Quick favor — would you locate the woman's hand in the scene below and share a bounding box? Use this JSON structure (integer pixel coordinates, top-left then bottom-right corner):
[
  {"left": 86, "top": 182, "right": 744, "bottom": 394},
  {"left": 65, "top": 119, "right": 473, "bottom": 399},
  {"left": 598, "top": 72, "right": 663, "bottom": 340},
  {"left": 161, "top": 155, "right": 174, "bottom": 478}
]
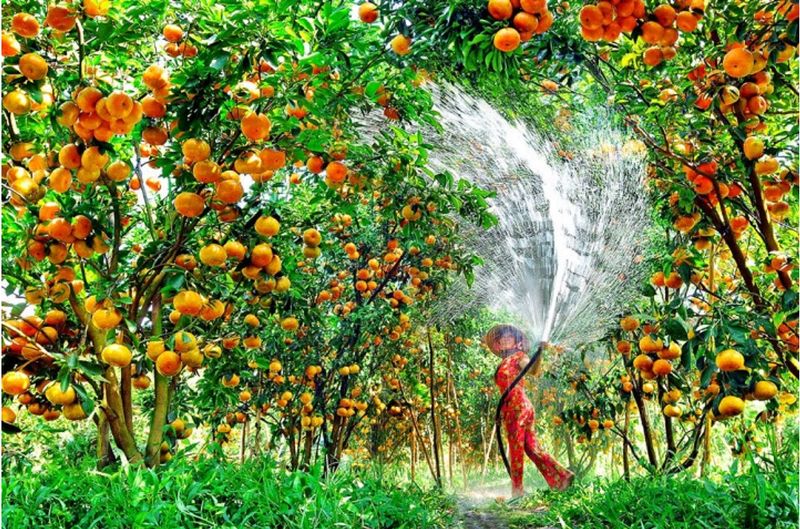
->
[{"left": 518, "top": 355, "right": 530, "bottom": 371}]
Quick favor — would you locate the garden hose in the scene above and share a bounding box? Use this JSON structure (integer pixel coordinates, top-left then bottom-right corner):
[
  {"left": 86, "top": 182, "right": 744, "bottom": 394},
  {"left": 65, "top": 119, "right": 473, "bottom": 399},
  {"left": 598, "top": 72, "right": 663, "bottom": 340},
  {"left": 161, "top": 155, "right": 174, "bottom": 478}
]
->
[{"left": 494, "top": 342, "right": 544, "bottom": 478}]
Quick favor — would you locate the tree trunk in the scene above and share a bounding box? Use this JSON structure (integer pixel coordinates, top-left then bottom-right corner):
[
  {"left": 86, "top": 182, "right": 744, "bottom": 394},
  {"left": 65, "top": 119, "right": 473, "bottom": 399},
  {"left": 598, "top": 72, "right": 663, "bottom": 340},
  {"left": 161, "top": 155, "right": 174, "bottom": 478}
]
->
[
  {"left": 633, "top": 384, "right": 658, "bottom": 469},
  {"left": 428, "top": 328, "right": 442, "bottom": 487},
  {"left": 623, "top": 401, "right": 630, "bottom": 480},
  {"left": 145, "top": 298, "right": 170, "bottom": 467}
]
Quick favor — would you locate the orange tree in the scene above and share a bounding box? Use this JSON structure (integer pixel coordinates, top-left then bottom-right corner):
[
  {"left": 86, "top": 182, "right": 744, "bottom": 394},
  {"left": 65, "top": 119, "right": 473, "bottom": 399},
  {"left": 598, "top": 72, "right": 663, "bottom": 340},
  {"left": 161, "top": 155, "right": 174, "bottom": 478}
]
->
[
  {"left": 1, "top": 0, "right": 495, "bottom": 468},
  {"left": 367, "top": 0, "right": 798, "bottom": 469}
]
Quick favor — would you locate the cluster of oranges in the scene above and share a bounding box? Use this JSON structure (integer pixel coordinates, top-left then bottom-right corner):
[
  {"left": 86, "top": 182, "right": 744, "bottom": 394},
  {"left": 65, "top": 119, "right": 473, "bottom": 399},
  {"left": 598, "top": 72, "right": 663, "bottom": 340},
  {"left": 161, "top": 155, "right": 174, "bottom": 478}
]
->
[
  {"left": 578, "top": 0, "right": 646, "bottom": 42},
  {"left": 2, "top": 6, "right": 107, "bottom": 116},
  {"left": 162, "top": 23, "right": 198, "bottom": 58},
  {"left": 579, "top": 1, "right": 703, "bottom": 67},
  {"left": 488, "top": 0, "right": 554, "bottom": 52}
]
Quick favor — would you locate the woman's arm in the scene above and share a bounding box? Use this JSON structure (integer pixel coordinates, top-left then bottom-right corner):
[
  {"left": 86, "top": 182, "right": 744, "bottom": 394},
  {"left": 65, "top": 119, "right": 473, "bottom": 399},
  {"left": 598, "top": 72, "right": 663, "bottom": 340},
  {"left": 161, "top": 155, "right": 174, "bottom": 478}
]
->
[{"left": 517, "top": 353, "right": 542, "bottom": 377}]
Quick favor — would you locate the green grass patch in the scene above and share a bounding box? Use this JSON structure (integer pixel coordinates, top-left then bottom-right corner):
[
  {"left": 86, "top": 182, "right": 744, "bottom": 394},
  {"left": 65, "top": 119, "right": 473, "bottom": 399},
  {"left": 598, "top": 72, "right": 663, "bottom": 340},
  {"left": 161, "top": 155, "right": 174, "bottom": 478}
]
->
[
  {"left": 2, "top": 455, "right": 455, "bottom": 529},
  {"left": 499, "top": 462, "right": 799, "bottom": 529}
]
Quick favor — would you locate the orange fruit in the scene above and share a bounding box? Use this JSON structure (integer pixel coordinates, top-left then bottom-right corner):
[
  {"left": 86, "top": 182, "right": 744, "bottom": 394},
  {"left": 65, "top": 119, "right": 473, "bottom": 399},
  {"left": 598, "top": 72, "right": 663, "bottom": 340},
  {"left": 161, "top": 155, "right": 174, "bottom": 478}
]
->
[
  {"left": 325, "top": 161, "right": 347, "bottom": 183},
  {"left": 633, "top": 354, "right": 654, "bottom": 371},
  {"left": 675, "top": 11, "right": 698, "bottom": 31},
  {"left": 2, "top": 372, "right": 30, "bottom": 395},
  {"left": 579, "top": 5, "right": 603, "bottom": 29},
  {"left": 214, "top": 178, "right": 244, "bottom": 204},
  {"left": 652, "top": 359, "right": 672, "bottom": 376},
  {"left": 101, "top": 343, "right": 132, "bottom": 367},
  {"left": 488, "top": 0, "right": 514, "bottom": 20},
  {"left": 259, "top": 148, "right": 286, "bottom": 170},
  {"left": 255, "top": 216, "right": 280, "bottom": 237},
  {"left": 181, "top": 138, "right": 211, "bottom": 163},
  {"left": 358, "top": 2, "right": 379, "bottom": 22},
  {"left": 718, "top": 395, "right": 744, "bottom": 416},
  {"left": 19, "top": 52, "right": 48, "bottom": 80},
  {"left": 163, "top": 24, "right": 183, "bottom": 42},
  {"left": 199, "top": 244, "right": 227, "bottom": 267},
  {"left": 641, "top": 21, "right": 665, "bottom": 44},
  {"left": 156, "top": 351, "right": 182, "bottom": 376},
  {"left": 241, "top": 112, "right": 271, "bottom": 142},
  {"left": 46, "top": 4, "right": 77, "bottom": 31},
  {"left": 174, "top": 192, "right": 205, "bottom": 217},
  {"left": 174, "top": 290, "right": 204, "bottom": 315},
  {"left": 723, "top": 48, "right": 754, "bottom": 78},
  {"left": 12, "top": 13, "right": 40, "bottom": 38},
  {"left": 715, "top": 349, "right": 745, "bottom": 371},
  {"left": 493, "top": 27, "right": 521, "bottom": 52},
  {"left": 2, "top": 31, "right": 21, "bottom": 57},
  {"left": 390, "top": 34, "right": 411, "bottom": 55},
  {"left": 753, "top": 381, "right": 778, "bottom": 400},
  {"left": 223, "top": 240, "right": 246, "bottom": 260},
  {"left": 639, "top": 335, "right": 663, "bottom": 353}
]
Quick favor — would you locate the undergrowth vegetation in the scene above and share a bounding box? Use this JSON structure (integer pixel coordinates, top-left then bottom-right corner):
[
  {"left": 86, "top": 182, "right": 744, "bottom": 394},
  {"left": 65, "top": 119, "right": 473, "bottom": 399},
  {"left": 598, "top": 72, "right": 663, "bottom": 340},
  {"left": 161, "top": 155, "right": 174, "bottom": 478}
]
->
[{"left": 2, "top": 455, "right": 455, "bottom": 529}]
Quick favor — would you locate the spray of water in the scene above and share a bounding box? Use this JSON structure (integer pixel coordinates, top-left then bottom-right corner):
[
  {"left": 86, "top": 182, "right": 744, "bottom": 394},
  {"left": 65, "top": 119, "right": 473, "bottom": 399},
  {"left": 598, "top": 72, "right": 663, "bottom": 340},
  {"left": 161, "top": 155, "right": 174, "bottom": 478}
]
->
[{"left": 358, "top": 83, "right": 651, "bottom": 348}]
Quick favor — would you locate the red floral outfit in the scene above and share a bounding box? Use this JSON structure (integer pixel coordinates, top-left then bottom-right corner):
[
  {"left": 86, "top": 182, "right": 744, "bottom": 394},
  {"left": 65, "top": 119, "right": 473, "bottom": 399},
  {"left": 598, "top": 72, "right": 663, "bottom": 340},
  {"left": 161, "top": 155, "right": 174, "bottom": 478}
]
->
[{"left": 496, "top": 350, "right": 573, "bottom": 495}]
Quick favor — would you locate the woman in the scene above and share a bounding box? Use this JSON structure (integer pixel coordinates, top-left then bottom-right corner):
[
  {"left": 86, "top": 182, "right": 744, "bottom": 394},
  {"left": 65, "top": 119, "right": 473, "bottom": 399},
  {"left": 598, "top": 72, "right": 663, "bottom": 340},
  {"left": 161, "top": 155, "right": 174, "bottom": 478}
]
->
[{"left": 485, "top": 324, "right": 573, "bottom": 497}]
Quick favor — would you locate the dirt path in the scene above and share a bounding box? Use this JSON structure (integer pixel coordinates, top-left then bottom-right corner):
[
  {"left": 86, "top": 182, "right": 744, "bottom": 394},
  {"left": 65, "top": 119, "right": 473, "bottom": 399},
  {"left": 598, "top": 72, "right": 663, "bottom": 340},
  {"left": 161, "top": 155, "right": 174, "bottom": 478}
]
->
[{"left": 454, "top": 481, "right": 557, "bottom": 529}]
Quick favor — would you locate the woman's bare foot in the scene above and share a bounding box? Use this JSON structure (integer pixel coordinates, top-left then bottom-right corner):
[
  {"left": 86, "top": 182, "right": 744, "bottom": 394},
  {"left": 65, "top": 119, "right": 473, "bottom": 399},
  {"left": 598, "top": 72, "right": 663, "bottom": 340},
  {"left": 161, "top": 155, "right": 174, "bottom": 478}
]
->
[{"left": 557, "top": 472, "right": 575, "bottom": 491}]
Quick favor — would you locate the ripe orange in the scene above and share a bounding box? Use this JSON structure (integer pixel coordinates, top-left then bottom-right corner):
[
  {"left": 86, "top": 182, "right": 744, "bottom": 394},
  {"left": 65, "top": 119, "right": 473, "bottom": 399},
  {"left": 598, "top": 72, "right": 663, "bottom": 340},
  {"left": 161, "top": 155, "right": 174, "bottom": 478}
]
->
[
  {"left": 513, "top": 12, "right": 539, "bottom": 32},
  {"left": 19, "top": 52, "right": 48, "bottom": 80},
  {"left": 163, "top": 24, "right": 183, "bottom": 42},
  {"left": 658, "top": 342, "right": 682, "bottom": 360},
  {"left": 326, "top": 161, "right": 347, "bottom": 183},
  {"left": 3, "top": 89, "right": 31, "bottom": 115},
  {"left": 255, "top": 216, "right": 281, "bottom": 237},
  {"left": 742, "top": 136, "right": 764, "bottom": 160},
  {"left": 156, "top": 351, "right": 182, "bottom": 376},
  {"left": 173, "top": 331, "right": 197, "bottom": 353},
  {"left": 199, "top": 244, "right": 227, "bottom": 266},
  {"left": 214, "top": 178, "right": 244, "bottom": 204},
  {"left": 643, "top": 47, "right": 664, "bottom": 67},
  {"left": 639, "top": 335, "right": 663, "bottom": 353},
  {"left": 715, "top": 349, "right": 745, "bottom": 371},
  {"left": 251, "top": 243, "right": 274, "bottom": 267},
  {"left": 718, "top": 395, "right": 744, "bottom": 416},
  {"left": 753, "top": 380, "right": 778, "bottom": 400},
  {"left": 174, "top": 192, "right": 205, "bottom": 217},
  {"left": 723, "top": 48, "right": 754, "bottom": 78},
  {"left": 358, "top": 2, "right": 379, "bottom": 23},
  {"left": 241, "top": 112, "right": 271, "bottom": 142},
  {"left": 633, "top": 354, "right": 653, "bottom": 371},
  {"left": 92, "top": 308, "right": 122, "bottom": 329},
  {"left": 488, "top": 0, "right": 514, "bottom": 20},
  {"left": 640, "top": 21, "right": 664, "bottom": 45},
  {"left": 494, "top": 28, "right": 521, "bottom": 52},
  {"left": 12, "top": 13, "right": 40, "bottom": 38},
  {"left": 46, "top": 4, "right": 77, "bottom": 31},
  {"left": 675, "top": 11, "right": 698, "bottom": 31},
  {"left": 281, "top": 316, "right": 299, "bottom": 331},
  {"left": 223, "top": 240, "right": 246, "bottom": 260},
  {"left": 2, "top": 31, "right": 21, "bottom": 57},
  {"left": 303, "top": 228, "right": 321, "bottom": 246},
  {"left": 652, "top": 359, "right": 672, "bottom": 376},
  {"left": 579, "top": 5, "right": 603, "bottom": 29},
  {"left": 101, "top": 344, "right": 132, "bottom": 367},
  {"left": 174, "top": 290, "right": 204, "bottom": 315},
  {"left": 181, "top": 138, "right": 211, "bottom": 163},
  {"left": 390, "top": 34, "right": 411, "bottom": 55},
  {"left": 260, "top": 148, "right": 286, "bottom": 170},
  {"left": 653, "top": 4, "right": 676, "bottom": 25},
  {"left": 619, "top": 316, "right": 639, "bottom": 332},
  {"left": 2, "top": 371, "right": 30, "bottom": 395}
]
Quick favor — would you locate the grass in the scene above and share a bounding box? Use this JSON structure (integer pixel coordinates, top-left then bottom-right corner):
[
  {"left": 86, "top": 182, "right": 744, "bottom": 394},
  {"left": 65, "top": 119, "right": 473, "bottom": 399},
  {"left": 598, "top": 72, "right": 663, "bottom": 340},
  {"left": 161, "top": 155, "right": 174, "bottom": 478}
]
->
[
  {"left": 481, "top": 457, "right": 799, "bottom": 529},
  {"left": 2, "top": 454, "right": 455, "bottom": 529}
]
